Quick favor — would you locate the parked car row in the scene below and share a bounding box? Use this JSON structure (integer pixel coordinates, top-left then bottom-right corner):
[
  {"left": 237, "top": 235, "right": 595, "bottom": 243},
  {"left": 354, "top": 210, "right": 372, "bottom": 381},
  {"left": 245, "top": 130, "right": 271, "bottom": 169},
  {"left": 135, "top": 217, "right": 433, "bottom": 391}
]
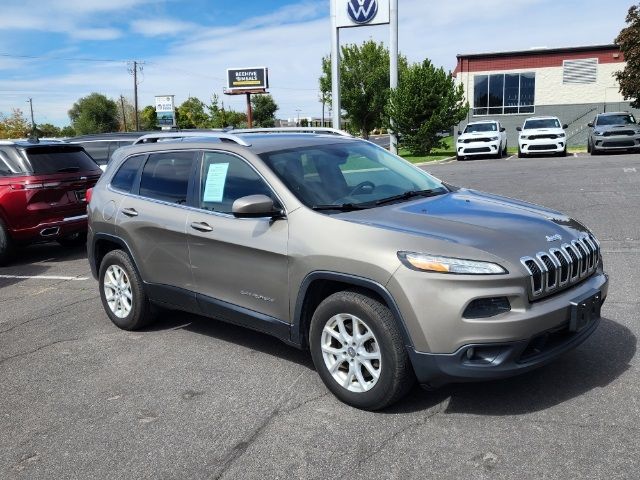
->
[{"left": 456, "top": 111, "right": 640, "bottom": 160}]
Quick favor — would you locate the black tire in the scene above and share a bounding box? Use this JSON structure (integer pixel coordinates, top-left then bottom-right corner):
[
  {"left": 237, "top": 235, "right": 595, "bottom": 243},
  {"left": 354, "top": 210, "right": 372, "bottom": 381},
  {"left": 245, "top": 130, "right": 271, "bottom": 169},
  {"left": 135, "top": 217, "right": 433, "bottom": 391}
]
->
[
  {"left": 309, "top": 290, "right": 415, "bottom": 410},
  {"left": 559, "top": 148, "right": 567, "bottom": 157},
  {"left": 98, "top": 249, "right": 156, "bottom": 330},
  {"left": 0, "top": 219, "right": 14, "bottom": 266},
  {"left": 456, "top": 154, "right": 465, "bottom": 161},
  {"left": 57, "top": 231, "right": 87, "bottom": 247},
  {"left": 587, "top": 141, "right": 592, "bottom": 154},
  {"left": 518, "top": 147, "right": 525, "bottom": 158},
  {"left": 503, "top": 142, "right": 508, "bottom": 156}
]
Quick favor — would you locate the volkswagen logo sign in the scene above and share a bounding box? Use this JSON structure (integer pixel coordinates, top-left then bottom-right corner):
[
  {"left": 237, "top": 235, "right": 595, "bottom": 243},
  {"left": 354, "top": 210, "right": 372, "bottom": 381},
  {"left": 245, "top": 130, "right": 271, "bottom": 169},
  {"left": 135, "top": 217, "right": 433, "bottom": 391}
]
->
[{"left": 347, "top": 0, "right": 378, "bottom": 24}]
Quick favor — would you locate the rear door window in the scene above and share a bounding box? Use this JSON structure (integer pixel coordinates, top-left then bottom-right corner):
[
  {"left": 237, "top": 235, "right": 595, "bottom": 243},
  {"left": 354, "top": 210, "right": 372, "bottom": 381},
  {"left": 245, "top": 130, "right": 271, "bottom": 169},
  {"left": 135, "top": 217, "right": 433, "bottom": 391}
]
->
[
  {"left": 111, "top": 155, "right": 146, "bottom": 192},
  {"left": 24, "top": 146, "right": 101, "bottom": 174},
  {"left": 81, "top": 141, "right": 111, "bottom": 165},
  {"left": 138, "top": 151, "right": 196, "bottom": 205}
]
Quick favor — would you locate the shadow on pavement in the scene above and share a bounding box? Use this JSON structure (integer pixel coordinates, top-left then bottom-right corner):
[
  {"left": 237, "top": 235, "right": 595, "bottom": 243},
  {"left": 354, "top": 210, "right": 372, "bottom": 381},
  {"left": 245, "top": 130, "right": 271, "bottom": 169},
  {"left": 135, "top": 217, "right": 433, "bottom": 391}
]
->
[
  {"left": 143, "top": 312, "right": 634, "bottom": 415},
  {"left": 394, "top": 317, "right": 635, "bottom": 415},
  {"left": 0, "top": 243, "right": 87, "bottom": 288},
  {"left": 147, "top": 310, "right": 315, "bottom": 370}
]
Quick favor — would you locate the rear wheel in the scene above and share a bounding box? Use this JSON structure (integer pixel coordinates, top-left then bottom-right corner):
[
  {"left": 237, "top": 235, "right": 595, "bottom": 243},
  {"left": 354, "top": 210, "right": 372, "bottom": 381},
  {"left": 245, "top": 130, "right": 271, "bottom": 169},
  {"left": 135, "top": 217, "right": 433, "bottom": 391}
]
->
[
  {"left": 99, "top": 249, "right": 156, "bottom": 330},
  {"left": 309, "top": 290, "right": 414, "bottom": 410},
  {"left": 0, "top": 219, "right": 14, "bottom": 266}
]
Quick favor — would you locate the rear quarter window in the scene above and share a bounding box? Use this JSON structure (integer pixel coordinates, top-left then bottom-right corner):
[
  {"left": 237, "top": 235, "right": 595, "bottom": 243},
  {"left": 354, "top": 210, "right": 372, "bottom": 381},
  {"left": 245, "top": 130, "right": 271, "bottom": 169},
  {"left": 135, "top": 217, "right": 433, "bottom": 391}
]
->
[
  {"left": 111, "top": 155, "right": 146, "bottom": 192},
  {"left": 24, "top": 147, "right": 101, "bottom": 174}
]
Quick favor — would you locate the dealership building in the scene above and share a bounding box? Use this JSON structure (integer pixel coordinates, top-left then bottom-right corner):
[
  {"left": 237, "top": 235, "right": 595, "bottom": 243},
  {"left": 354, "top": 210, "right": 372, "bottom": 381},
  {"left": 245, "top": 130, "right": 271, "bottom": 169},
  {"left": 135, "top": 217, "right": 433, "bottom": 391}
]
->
[{"left": 453, "top": 44, "right": 639, "bottom": 146}]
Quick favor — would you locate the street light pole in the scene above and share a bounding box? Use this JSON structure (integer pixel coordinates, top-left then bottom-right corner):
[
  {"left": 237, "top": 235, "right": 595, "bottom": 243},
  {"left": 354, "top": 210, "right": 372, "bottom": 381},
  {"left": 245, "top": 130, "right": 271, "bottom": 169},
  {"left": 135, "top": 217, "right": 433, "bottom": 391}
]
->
[
  {"left": 389, "top": 0, "right": 399, "bottom": 154},
  {"left": 330, "top": 0, "right": 341, "bottom": 131}
]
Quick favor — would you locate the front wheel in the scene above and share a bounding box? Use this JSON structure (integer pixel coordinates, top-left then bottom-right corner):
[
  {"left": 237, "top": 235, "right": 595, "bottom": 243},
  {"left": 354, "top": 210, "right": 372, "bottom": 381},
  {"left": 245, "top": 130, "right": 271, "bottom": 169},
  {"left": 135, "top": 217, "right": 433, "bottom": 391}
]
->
[
  {"left": 518, "top": 147, "right": 525, "bottom": 158},
  {"left": 309, "top": 290, "right": 414, "bottom": 410},
  {"left": 99, "top": 249, "right": 156, "bottom": 330}
]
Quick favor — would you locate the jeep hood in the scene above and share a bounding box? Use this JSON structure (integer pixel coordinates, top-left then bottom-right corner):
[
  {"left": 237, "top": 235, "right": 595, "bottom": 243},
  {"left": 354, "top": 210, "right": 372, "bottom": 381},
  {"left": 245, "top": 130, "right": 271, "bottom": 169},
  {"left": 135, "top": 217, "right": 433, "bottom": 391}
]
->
[
  {"left": 337, "top": 189, "right": 589, "bottom": 260},
  {"left": 458, "top": 131, "right": 499, "bottom": 141}
]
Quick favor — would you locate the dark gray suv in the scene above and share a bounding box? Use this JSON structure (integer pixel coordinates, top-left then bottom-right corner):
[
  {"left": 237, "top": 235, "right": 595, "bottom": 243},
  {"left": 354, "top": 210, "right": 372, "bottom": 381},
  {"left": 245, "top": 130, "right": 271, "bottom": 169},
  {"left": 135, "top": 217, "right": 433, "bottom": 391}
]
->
[
  {"left": 87, "top": 131, "right": 608, "bottom": 410},
  {"left": 587, "top": 112, "right": 640, "bottom": 154}
]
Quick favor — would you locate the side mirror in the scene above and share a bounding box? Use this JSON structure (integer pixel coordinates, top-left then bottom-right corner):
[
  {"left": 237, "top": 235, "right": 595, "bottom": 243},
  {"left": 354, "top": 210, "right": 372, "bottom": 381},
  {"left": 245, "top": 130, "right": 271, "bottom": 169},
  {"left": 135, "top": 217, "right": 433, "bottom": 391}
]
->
[
  {"left": 232, "top": 194, "right": 283, "bottom": 219},
  {"left": 457, "top": 130, "right": 462, "bottom": 135},
  {"left": 516, "top": 127, "right": 522, "bottom": 132},
  {"left": 562, "top": 124, "right": 568, "bottom": 129},
  {"left": 500, "top": 127, "right": 506, "bottom": 132},
  {"left": 587, "top": 122, "right": 594, "bottom": 128}
]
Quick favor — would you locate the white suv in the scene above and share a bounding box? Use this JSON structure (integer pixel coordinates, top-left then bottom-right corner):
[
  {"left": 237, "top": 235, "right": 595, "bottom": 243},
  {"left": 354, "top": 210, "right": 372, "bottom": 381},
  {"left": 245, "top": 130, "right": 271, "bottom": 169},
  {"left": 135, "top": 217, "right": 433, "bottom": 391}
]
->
[
  {"left": 517, "top": 117, "right": 568, "bottom": 158},
  {"left": 456, "top": 120, "right": 507, "bottom": 160}
]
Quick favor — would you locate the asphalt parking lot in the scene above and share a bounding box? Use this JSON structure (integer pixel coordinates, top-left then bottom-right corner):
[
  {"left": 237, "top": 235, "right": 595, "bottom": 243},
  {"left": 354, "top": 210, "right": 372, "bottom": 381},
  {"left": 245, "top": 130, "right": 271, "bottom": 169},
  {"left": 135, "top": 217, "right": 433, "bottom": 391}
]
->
[{"left": 1, "top": 152, "right": 638, "bottom": 479}]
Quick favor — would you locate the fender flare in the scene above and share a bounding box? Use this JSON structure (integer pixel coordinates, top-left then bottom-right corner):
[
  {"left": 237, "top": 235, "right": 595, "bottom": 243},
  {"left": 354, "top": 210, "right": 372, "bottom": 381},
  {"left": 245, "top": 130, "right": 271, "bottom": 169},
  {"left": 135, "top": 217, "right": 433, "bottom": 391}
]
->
[{"left": 291, "top": 271, "right": 414, "bottom": 349}]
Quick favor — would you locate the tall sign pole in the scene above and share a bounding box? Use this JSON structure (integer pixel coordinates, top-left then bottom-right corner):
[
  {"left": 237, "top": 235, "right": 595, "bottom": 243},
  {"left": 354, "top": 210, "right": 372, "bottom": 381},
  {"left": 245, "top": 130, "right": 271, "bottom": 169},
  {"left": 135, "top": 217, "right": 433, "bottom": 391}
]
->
[
  {"left": 331, "top": 1, "right": 392, "bottom": 135},
  {"left": 389, "top": 0, "right": 399, "bottom": 154},
  {"left": 330, "top": 1, "right": 341, "bottom": 130}
]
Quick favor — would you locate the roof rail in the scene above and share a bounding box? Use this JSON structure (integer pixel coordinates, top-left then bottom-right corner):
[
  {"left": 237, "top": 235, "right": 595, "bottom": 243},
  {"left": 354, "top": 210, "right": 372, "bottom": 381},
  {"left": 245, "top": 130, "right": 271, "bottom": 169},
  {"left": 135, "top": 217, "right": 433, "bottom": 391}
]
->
[
  {"left": 231, "top": 127, "right": 352, "bottom": 137},
  {"left": 133, "top": 131, "right": 251, "bottom": 146}
]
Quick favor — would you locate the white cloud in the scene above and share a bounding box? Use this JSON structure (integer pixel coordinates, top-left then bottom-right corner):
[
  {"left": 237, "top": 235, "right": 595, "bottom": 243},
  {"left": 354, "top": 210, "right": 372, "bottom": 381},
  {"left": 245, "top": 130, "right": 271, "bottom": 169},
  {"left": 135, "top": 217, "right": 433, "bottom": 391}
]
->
[{"left": 131, "top": 19, "right": 198, "bottom": 37}]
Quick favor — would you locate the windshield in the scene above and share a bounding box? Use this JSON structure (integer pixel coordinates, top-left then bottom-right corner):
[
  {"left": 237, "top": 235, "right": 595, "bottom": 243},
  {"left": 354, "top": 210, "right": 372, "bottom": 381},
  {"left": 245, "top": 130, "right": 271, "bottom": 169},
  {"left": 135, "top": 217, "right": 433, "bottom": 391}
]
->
[
  {"left": 260, "top": 142, "right": 447, "bottom": 209},
  {"left": 596, "top": 114, "right": 636, "bottom": 126},
  {"left": 523, "top": 119, "right": 561, "bottom": 129},
  {"left": 464, "top": 123, "right": 497, "bottom": 133}
]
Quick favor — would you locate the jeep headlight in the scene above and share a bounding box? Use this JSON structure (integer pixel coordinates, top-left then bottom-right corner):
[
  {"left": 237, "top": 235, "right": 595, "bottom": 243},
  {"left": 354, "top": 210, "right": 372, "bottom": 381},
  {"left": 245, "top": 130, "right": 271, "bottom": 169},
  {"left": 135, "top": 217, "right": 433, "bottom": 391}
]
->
[
  {"left": 594, "top": 131, "right": 604, "bottom": 136},
  {"left": 520, "top": 135, "right": 528, "bottom": 140},
  {"left": 489, "top": 136, "right": 499, "bottom": 141},
  {"left": 558, "top": 133, "right": 566, "bottom": 138},
  {"left": 398, "top": 252, "right": 507, "bottom": 275}
]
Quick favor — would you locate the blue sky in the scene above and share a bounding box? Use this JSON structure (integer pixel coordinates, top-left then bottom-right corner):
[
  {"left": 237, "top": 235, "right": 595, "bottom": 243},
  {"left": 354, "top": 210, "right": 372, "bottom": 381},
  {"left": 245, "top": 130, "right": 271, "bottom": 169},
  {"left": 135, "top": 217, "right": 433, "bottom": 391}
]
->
[{"left": 0, "top": 0, "right": 632, "bottom": 127}]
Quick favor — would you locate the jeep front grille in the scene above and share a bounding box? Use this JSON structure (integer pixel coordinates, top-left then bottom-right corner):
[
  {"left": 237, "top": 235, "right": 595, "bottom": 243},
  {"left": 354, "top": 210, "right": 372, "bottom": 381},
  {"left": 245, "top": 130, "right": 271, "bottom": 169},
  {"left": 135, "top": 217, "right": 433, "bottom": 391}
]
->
[{"left": 520, "top": 234, "right": 600, "bottom": 300}]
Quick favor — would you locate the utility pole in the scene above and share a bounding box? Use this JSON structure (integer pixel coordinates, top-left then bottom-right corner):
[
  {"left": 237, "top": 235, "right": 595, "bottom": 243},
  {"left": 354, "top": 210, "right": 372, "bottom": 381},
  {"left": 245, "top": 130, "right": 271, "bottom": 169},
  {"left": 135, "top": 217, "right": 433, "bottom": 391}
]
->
[
  {"left": 27, "top": 98, "right": 36, "bottom": 136},
  {"left": 128, "top": 61, "right": 143, "bottom": 131},
  {"left": 295, "top": 109, "right": 301, "bottom": 127},
  {"left": 120, "top": 95, "right": 128, "bottom": 132},
  {"left": 246, "top": 93, "right": 253, "bottom": 128}
]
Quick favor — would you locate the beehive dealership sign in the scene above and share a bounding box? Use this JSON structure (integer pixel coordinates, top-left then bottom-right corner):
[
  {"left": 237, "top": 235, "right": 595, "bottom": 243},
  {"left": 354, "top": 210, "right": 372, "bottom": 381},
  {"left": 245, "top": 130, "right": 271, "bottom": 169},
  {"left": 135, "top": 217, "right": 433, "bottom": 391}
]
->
[{"left": 226, "top": 67, "right": 269, "bottom": 92}]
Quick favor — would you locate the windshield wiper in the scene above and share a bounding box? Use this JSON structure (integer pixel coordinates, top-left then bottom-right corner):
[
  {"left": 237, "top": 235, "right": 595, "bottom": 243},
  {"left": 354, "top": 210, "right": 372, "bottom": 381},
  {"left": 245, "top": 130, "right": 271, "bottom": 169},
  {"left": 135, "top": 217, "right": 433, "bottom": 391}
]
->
[
  {"left": 311, "top": 203, "right": 369, "bottom": 212},
  {"left": 374, "top": 189, "right": 442, "bottom": 206}
]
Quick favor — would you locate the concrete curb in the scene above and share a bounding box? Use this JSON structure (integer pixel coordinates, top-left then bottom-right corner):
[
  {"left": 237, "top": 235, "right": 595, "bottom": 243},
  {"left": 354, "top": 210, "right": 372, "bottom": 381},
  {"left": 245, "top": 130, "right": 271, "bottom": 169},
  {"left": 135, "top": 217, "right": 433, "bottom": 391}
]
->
[{"left": 414, "top": 156, "right": 457, "bottom": 167}]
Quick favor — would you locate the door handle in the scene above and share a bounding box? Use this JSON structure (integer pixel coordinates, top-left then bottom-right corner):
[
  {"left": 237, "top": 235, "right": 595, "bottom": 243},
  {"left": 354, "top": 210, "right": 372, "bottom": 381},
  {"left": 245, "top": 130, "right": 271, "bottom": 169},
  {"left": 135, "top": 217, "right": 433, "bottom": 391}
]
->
[
  {"left": 190, "top": 221, "right": 213, "bottom": 233},
  {"left": 122, "top": 208, "right": 138, "bottom": 217}
]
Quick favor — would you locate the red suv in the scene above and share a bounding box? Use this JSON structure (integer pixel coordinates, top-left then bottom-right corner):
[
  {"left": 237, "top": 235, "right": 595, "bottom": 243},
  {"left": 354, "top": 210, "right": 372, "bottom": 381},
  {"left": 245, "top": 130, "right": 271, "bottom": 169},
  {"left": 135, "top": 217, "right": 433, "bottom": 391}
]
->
[{"left": 0, "top": 141, "right": 102, "bottom": 265}]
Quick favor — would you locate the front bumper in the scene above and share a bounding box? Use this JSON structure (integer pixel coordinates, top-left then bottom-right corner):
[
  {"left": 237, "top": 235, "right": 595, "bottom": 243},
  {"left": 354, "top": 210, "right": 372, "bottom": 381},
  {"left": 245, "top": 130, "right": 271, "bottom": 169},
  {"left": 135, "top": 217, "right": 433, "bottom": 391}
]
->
[
  {"left": 457, "top": 140, "right": 500, "bottom": 157},
  {"left": 408, "top": 310, "right": 602, "bottom": 388},
  {"left": 592, "top": 135, "right": 640, "bottom": 151},
  {"left": 519, "top": 137, "right": 565, "bottom": 154}
]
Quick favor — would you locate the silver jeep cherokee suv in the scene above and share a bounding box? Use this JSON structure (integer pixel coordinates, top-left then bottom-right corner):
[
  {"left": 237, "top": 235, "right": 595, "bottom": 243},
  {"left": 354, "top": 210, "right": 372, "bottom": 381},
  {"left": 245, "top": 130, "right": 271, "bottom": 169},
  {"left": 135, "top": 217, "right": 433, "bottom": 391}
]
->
[{"left": 87, "top": 130, "right": 608, "bottom": 410}]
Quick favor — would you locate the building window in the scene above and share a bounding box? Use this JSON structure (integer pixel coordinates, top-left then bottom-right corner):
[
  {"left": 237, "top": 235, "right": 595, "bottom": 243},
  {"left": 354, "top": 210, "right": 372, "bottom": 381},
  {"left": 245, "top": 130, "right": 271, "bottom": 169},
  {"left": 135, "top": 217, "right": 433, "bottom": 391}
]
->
[
  {"left": 473, "top": 72, "right": 535, "bottom": 116},
  {"left": 563, "top": 58, "right": 597, "bottom": 84}
]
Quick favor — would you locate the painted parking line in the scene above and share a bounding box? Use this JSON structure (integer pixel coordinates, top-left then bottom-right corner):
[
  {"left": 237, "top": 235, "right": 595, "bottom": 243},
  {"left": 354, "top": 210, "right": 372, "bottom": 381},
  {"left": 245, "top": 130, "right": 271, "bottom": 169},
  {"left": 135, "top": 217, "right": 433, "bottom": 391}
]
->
[
  {"left": 0, "top": 275, "right": 89, "bottom": 281},
  {"left": 505, "top": 154, "right": 517, "bottom": 161}
]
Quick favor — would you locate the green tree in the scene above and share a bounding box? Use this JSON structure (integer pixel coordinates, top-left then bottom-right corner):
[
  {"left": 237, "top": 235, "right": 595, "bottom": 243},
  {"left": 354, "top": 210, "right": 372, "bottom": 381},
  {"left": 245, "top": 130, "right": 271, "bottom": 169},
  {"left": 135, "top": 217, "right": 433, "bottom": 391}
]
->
[
  {"left": 177, "top": 97, "right": 209, "bottom": 129},
  {"left": 60, "top": 125, "right": 76, "bottom": 137},
  {"left": 0, "top": 109, "right": 31, "bottom": 139},
  {"left": 615, "top": 4, "right": 640, "bottom": 108},
  {"left": 68, "top": 93, "right": 119, "bottom": 134},
  {"left": 116, "top": 96, "right": 137, "bottom": 132},
  {"left": 387, "top": 59, "right": 468, "bottom": 156},
  {"left": 36, "top": 123, "right": 62, "bottom": 137},
  {"left": 251, "top": 94, "right": 278, "bottom": 127},
  {"left": 207, "top": 95, "right": 247, "bottom": 128},
  {"left": 320, "top": 40, "right": 406, "bottom": 138},
  {"left": 139, "top": 105, "right": 158, "bottom": 131}
]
